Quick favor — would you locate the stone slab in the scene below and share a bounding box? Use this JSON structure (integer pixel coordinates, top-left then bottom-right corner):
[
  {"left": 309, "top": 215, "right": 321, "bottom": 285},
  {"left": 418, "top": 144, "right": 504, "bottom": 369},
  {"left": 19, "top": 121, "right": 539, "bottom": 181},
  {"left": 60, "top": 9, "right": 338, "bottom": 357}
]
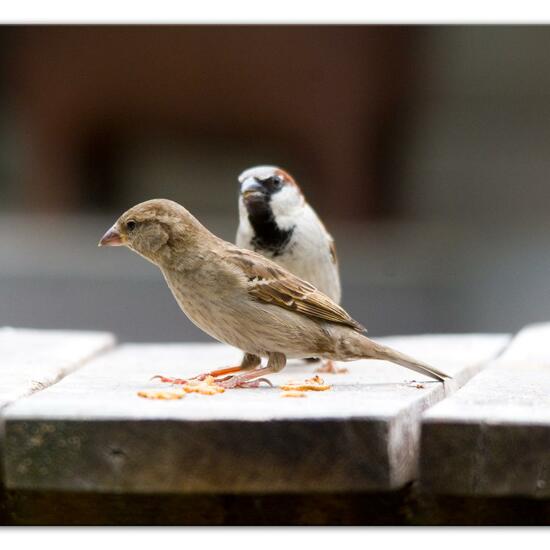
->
[
  {"left": 421, "top": 323, "right": 550, "bottom": 497},
  {"left": 3, "top": 334, "right": 508, "bottom": 494},
  {"left": 0, "top": 327, "right": 115, "bottom": 488},
  {"left": 0, "top": 327, "right": 115, "bottom": 410}
]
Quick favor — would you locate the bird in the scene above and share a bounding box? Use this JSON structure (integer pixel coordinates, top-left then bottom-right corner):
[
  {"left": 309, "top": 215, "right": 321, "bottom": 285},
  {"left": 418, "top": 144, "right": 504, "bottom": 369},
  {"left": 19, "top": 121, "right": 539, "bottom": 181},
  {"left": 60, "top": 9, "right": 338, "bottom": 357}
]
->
[
  {"left": 236, "top": 165, "right": 342, "bottom": 373},
  {"left": 236, "top": 165, "right": 341, "bottom": 303},
  {"left": 99, "top": 199, "right": 451, "bottom": 388}
]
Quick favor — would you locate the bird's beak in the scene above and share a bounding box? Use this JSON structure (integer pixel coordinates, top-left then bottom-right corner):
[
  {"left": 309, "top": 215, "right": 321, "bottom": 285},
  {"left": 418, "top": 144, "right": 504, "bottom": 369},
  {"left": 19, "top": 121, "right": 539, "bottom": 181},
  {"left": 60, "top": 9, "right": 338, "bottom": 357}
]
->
[
  {"left": 98, "top": 225, "right": 124, "bottom": 247},
  {"left": 240, "top": 178, "right": 264, "bottom": 200}
]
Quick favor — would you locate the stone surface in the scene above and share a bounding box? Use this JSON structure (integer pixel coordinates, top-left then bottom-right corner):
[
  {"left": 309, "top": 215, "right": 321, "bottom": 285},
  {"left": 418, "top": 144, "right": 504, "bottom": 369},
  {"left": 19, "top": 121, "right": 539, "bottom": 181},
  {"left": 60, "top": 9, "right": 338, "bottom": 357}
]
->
[
  {"left": 0, "top": 327, "right": 115, "bottom": 411},
  {"left": 3, "top": 334, "right": 508, "bottom": 494},
  {"left": 421, "top": 323, "right": 550, "bottom": 497},
  {"left": 0, "top": 327, "right": 115, "bottom": 490}
]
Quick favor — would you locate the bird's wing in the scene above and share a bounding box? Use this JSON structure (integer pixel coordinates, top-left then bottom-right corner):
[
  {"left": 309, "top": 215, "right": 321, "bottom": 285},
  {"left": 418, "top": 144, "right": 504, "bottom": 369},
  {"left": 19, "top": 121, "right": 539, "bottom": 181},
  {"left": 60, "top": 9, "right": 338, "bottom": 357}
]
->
[
  {"left": 227, "top": 247, "right": 365, "bottom": 332},
  {"left": 328, "top": 237, "right": 338, "bottom": 266}
]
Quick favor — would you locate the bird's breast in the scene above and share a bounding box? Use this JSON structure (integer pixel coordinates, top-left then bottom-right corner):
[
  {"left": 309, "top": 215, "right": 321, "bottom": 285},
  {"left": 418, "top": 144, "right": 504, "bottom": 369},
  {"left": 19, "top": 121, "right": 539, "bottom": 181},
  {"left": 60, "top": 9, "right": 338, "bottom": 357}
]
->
[{"left": 160, "top": 267, "right": 260, "bottom": 350}]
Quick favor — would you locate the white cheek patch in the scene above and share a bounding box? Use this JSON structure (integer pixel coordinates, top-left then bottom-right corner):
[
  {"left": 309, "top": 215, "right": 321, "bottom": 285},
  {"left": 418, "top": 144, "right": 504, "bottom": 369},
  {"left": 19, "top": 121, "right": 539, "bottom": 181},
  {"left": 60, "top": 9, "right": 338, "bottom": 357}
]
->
[
  {"left": 238, "top": 196, "right": 249, "bottom": 218},
  {"left": 269, "top": 186, "right": 303, "bottom": 228},
  {"left": 238, "top": 198, "right": 253, "bottom": 233}
]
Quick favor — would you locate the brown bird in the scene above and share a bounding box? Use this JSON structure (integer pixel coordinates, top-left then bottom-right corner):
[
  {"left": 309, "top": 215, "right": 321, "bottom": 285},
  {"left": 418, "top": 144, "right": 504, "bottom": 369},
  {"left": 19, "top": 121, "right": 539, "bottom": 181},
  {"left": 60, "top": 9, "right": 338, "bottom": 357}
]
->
[{"left": 99, "top": 199, "right": 451, "bottom": 387}]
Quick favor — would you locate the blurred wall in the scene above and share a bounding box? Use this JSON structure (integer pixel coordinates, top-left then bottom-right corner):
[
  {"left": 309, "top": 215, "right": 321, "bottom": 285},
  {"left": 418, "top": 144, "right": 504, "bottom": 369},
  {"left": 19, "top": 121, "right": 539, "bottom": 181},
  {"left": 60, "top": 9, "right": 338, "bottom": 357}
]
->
[
  {"left": 1, "top": 25, "right": 414, "bottom": 220},
  {"left": 2, "top": 26, "right": 550, "bottom": 340},
  {"left": 396, "top": 26, "right": 550, "bottom": 224},
  {"left": 2, "top": 26, "right": 550, "bottom": 225}
]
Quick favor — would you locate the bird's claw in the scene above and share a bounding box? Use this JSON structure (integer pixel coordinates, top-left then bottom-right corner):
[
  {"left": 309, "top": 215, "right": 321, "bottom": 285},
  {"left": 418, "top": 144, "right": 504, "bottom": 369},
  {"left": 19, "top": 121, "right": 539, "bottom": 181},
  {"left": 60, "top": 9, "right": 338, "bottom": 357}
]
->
[
  {"left": 188, "top": 373, "right": 209, "bottom": 382},
  {"left": 151, "top": 375, "right": 189, "bottom": 385},
  {"left": 152, "top": 370, "right": 229, "bottom": 384},
  {"left": 153, "top": 367, "right": 274, "bottom": 389},
  {"left": 251, "top": 377, "right": 273, "bottom": 388},
  {"left": 216, "top": 376, "right": 273, "bottom": 389}
]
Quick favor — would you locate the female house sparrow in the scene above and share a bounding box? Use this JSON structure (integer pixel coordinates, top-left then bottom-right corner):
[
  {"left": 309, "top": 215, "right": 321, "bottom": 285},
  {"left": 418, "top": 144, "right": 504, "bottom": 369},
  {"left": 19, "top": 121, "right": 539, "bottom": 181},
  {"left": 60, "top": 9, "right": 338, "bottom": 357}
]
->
[
  {"left": 236, "top": 165, "right": 342, "bottom": 373},
  {"left": 99, "top": 199, "right": 450, "bottom": 388}
]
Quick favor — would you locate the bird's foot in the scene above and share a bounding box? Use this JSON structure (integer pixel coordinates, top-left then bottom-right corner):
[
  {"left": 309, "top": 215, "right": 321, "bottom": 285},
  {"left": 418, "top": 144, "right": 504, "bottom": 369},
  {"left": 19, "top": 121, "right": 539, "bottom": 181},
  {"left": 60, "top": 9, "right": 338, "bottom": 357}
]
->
[
  {"left": 152, "top": 365, "right": 244, "bottom": 385},
  {"left": 189, "top": 365, "right": 245, "bottom": 381},
  {"left": 151, "top": 375, "right": 188, "bottom": 385},
  {"left": 314, "top": 360, "right": 349, "bottom": 375},
  {"left": 215, "top": 355, "right": 282, "bottom": 389}
]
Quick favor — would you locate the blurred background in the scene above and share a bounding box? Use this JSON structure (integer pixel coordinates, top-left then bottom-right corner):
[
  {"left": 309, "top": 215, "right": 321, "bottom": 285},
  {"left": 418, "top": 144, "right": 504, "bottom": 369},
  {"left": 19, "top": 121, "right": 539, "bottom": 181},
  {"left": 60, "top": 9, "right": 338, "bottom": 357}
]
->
[{"left": 1, "top": 25, "right": 550, "bottom": 342}]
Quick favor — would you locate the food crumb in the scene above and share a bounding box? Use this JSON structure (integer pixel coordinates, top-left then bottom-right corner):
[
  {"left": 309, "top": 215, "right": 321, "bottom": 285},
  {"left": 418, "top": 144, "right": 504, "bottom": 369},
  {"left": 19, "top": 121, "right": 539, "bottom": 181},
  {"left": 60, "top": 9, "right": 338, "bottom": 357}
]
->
[
  {"left": 280, "top": 375, "right": 331, "bottom": 392},
  {"left": 141, "top": 375, "right": 225, "bottom": 398},
  {"left": 182, "top": 376, "right": 225, "bottom": 395},
  {"left": 281, "top": 390, "right": 307, "bottom": 398},
  {"left": 315, "top": 362, "right": 349, "bottom": 374},
  {"left": 137, "top": 390, "right": 185, "bottom": 400}
]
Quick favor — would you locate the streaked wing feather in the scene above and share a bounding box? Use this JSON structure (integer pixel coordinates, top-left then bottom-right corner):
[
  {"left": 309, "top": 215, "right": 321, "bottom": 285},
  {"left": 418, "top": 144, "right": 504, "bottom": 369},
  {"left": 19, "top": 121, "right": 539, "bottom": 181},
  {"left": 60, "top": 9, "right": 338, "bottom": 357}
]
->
[{"left": 228, "top": 248, "right": 365, "bottom": 332}]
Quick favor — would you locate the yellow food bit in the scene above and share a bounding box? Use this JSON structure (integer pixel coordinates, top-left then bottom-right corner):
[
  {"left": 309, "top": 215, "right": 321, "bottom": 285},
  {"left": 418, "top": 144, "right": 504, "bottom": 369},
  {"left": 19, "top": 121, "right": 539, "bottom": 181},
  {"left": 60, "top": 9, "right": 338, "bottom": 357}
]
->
[
  {"left": 182, "top": 376, "right": 225, "bottom": 395},
  {"left": 281, "top": 390, "right": 307, "bottom": 398},
  {"left": 137, "top": 390, "right": 185, "bottom": 400},
  {"left": 183, "top": 385, "right": 225, "bottom": 395},
  {"left": 280, "top": 375, "right": 331, "bottom": 392},
  {"left": 314, "top": 362, "right": 349, "bottom": 374},
  {"left": 280, "top": 384, "right": 331, "bottom": 392},
  {"left": 139, "top": 375, "right": 226, "bottom": 398}
]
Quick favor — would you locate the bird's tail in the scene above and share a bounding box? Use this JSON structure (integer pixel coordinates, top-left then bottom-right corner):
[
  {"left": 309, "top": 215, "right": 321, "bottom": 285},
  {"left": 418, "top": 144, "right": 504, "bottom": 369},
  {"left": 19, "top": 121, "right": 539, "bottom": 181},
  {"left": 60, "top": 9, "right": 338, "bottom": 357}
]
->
[{"left": 367, "top": 339, "right": 451, "bottom": 382}]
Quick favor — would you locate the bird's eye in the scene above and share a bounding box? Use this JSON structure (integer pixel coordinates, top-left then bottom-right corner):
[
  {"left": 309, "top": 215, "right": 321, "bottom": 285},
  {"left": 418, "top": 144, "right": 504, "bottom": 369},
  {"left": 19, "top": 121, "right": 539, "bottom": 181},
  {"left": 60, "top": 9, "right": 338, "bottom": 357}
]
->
[
  {"left": 126, "top": 220, "right": 137, "bottom": 232},
  {"left": 269, "top": 175, "right": 283, "bottom": 189}
]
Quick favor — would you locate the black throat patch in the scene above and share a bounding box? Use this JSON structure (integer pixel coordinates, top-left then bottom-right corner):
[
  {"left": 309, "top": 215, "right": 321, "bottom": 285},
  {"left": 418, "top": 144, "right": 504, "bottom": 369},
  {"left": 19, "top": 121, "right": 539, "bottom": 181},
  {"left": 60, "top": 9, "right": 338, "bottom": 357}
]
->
[{"left": 246, "top": 198, "right": 294, "bottom": 257}]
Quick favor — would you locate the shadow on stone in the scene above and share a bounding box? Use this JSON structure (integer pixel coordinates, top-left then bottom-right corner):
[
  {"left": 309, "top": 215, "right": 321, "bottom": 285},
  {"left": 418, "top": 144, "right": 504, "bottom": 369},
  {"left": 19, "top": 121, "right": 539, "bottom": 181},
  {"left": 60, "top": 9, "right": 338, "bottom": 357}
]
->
[{"left": 3, "top": 487, "right": 411, "bottom": 525}]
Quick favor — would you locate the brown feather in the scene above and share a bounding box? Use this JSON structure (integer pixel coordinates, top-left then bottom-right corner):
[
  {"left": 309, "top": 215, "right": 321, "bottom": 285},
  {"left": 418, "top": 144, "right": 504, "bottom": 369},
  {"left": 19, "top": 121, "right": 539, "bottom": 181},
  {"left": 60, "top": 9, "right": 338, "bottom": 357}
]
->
[
  {"left": 227, "top": 247, "right": 365, "bottom": 333},
  {"left": 329, "top": 239, "right": 338, "bottom": 266}
]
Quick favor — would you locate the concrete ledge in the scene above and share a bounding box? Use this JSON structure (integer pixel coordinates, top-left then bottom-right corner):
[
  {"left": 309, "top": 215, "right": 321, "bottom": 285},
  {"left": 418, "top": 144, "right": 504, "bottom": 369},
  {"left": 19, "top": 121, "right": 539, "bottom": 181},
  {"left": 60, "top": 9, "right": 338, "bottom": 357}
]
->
[
  {"left": 0, "top": 327, "right": 115, "bottom": 490},
  {"left": 420, "top": 323, "right": 550, "bottom": 497},
  {"left": 0, "top": 327, "right": 115, "bottom": 410},
  {"left": 3, "top": 334, "right": 508, "bottom": 494}
]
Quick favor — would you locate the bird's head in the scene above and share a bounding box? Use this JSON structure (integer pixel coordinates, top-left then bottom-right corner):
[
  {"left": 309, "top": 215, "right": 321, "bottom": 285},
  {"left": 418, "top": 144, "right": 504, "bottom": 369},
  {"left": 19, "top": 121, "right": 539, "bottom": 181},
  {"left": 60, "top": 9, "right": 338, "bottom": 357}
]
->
[
  {"left": 238, "top": 165, "right": 304, "bottom": 223},
  {"left": 99, "top": 199, "right": 205, "bottom": 265}
]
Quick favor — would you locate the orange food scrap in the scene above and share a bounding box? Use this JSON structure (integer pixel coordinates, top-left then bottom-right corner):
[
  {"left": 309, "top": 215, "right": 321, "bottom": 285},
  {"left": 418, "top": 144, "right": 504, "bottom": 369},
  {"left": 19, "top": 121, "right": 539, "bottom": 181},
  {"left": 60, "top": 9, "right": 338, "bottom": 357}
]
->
[
  {"left": 182, "top": 376, "right": 225, "bottom": 395},
  {"left": 280, "top": 375, "right": 331, "bottom": 392},
  {"left": 315, "top": 361, "right": 348, "bottom": 374},
  {"left": 137, "top": 390, "right": 185, "bottom": 400},
  {"left": 281, "top": 390, "right": 307, "bottom": 398}
]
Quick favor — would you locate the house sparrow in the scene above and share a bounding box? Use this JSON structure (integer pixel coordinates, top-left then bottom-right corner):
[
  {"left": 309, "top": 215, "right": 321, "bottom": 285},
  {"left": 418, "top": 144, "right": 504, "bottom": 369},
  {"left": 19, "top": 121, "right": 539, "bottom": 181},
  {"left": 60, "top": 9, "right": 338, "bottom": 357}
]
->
[
  {"left": 236, "top": 165, "right": 342, "bottom": 373},
  {"left": 99, "top": 199, "right": 451, "bottom": 388},
  {"left": 236, "top": 165, "right": 340, "bottom": 303}
]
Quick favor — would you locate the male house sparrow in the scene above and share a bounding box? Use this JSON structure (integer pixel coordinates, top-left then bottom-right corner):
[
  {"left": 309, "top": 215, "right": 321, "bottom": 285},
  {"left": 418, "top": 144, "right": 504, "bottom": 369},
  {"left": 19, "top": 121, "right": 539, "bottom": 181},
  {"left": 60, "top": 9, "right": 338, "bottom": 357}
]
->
[
  {"left": 236, "top": 165, "right": 341, "bottom": 373},
  {"left": 99, "top": 199, "right": 450, "bottom": 387},
  {"left": 236, "top": 165, "right": 340, "bottom": 303}
]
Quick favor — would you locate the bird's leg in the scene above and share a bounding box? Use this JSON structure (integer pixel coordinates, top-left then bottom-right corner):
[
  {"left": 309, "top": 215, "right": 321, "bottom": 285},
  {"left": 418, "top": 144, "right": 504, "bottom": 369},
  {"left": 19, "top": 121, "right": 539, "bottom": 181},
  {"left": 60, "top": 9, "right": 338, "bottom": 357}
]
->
[
  {"left": 152, "top": 353, "right": 261, "bottom": 385},
  {"left": 195, "top": 353, "right": 261, "bottom": 381},
  {"left": 217, "top": 352, "right": 286, "bottom": 389},
  {"left": 151, "top": 375, "right": 188, "bottom": 385}
]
